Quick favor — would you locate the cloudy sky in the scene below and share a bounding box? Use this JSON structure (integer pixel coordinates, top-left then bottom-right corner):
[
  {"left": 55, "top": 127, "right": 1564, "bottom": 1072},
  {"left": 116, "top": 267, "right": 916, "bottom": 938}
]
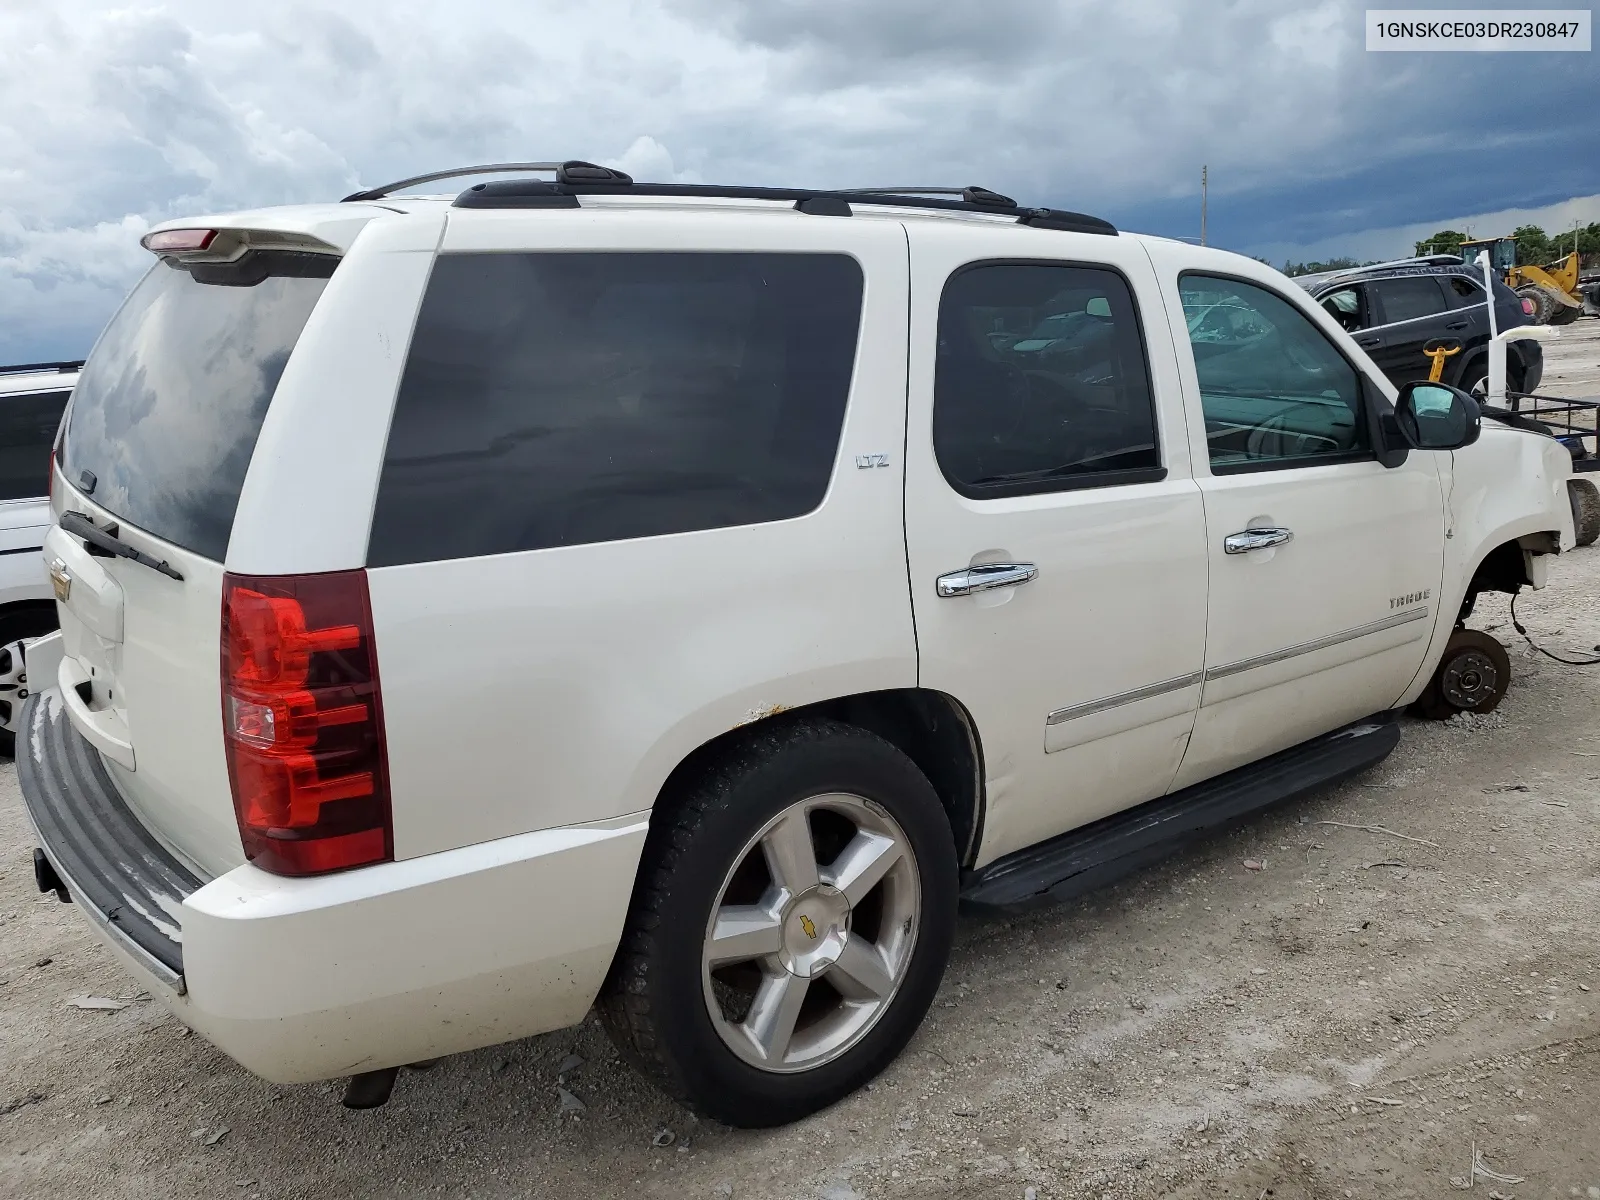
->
[{"left": 2, "top": 0, "right": 1597, "bottom": 362}]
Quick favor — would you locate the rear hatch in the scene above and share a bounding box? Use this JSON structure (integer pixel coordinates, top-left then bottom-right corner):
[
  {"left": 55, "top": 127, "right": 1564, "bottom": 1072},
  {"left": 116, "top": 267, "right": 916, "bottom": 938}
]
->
[{"left": 49, "top": 246, "right": 337, "bottom": 877}]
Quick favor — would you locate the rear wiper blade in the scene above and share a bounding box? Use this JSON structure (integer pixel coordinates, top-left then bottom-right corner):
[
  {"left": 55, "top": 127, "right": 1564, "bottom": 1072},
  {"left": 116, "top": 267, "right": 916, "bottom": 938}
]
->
[{"left": 59, "top": 511, "right": 184, "bottom": 581}]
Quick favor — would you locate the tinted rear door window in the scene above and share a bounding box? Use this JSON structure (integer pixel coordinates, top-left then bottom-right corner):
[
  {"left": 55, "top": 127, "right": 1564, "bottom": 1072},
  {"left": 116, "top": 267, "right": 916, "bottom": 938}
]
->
[
  {"left": 368, "top": 252, "right": 864, "bottom": 565},
  {"left": 1, "top": 389, "right": 70, "bottom": 501},
  {"left": 1372, "top": 276, "right": 1450, "bottom": 324},
  {"left": 62, "top": 253, "right": 336, "bottom": 561},
  {"left": 933, "top": 263, "right": 1160, "bottom": 497}
]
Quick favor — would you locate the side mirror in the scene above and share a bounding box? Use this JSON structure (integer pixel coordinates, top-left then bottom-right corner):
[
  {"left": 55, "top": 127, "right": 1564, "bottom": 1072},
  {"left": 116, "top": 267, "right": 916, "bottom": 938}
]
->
[{"left": 1394, "top": 381, "right": 1481, "bottom": 451}]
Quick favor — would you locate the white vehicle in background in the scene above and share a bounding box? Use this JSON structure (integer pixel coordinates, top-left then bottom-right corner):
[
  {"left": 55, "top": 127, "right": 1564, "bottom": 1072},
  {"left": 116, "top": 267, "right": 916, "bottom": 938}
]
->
[
  {"left": 0, "top": 362, "right": 75, "bottom": 756},
  {"left": 18, "top": 164, "right": 1576, "bottom": 1128}
]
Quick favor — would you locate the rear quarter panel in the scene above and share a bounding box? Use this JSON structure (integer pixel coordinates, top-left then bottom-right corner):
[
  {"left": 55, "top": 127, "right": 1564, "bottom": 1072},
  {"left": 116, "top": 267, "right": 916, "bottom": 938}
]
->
[{"left": 361, "top": 210, "right": 918, "bottom": 858}]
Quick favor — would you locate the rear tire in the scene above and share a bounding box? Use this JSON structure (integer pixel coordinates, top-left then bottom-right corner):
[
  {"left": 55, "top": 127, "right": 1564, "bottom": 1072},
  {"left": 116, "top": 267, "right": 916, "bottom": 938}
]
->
[
  {"left": 0, "top": 608, "right": 60, "bottom": 759},
  {"left": 1569, "top": 478, "right": 1600, "bottom": 547},
  {"left": 1517, "top": 285, "right": 1552, "bottom": 324},
  {"left": 1549, "top": 297, "right": 1581, "bottom": 326},
  {"left": 1413, "top": 629, "right": 1511, "bottom": 720},
  {"left": 600, "top": 718, "right": 958, "bottom": 1128}
]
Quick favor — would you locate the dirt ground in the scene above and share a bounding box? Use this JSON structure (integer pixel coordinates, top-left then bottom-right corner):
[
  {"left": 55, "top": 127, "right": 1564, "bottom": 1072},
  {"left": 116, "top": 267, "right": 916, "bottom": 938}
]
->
[{"left": 4, "top": 322, "right": 1600, "bottom": 1200}]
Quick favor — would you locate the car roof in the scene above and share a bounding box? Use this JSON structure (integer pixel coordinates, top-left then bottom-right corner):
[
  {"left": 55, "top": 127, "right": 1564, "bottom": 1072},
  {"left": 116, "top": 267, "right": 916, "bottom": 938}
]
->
[
  {"left": 144, "top": 163, "right": 1124, "bottom": 255},
  {"left": 1297, "top": 260, "right": 1488, "bottom": 294}
]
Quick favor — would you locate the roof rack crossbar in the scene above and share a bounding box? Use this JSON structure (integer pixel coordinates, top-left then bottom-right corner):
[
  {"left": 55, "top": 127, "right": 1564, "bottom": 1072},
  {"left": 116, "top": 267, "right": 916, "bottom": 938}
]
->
[
  {"left": 343, "top": 162, "right": 564, "bottom": 203},
  {"left": 1, "top": 360, "right": 84, "bottom": 376}
]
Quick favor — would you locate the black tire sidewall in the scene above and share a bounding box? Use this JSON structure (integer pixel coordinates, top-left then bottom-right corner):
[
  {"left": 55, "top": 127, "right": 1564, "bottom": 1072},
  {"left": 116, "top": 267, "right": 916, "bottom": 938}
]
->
[
  {"left": 636, "top": 723, "right": 957, "bottom": 1126},
  {"left": 1568, "top": 479, "right": 1600, "bottom": 547}
]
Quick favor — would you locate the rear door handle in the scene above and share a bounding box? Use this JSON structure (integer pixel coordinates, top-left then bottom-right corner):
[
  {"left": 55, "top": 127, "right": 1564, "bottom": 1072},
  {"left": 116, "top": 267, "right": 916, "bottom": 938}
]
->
[
  {"left": 937, "top": 562, "right": 1038, "bottom": 597},
  {"left": 1445, "top": 320, "right": 1469, "bottom": 330},
  {"left": 1355, "top": 335, "right": 1381, "bottom": 347},
  {"left": 1224, "top": 527, "right": 1294, "bottom": 555}
]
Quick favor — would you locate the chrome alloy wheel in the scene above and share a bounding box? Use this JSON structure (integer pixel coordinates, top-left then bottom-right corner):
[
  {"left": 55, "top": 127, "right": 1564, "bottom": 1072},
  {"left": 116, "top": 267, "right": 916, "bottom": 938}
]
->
[
  {"left": 0, "top": 640, "right": 31, "bottom": 737},
  {"left": 701, "top": 793, "right": 920, "bottom": 1074}
]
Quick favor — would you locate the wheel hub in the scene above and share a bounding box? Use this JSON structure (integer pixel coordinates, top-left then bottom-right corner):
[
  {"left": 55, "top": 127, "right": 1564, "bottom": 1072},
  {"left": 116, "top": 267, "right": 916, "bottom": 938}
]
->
[
  {"left": 0, "top": 640, "right": 30, "bottom": 736},
  {"left": 1441, "top": 648, "right": 1498, "bottom": 709},
  {"left": 778, "top": 884, "right": 850, "bottom": 978},
  {"left": 701, "top": 793, "right": 920, "bottom": 1074}
]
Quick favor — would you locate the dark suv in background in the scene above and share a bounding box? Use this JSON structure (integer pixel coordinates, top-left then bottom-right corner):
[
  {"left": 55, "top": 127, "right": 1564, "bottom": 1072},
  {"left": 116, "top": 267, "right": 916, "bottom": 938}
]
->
[{"left": 1296, "top": 256, "right": 1541, "bottom": 397}]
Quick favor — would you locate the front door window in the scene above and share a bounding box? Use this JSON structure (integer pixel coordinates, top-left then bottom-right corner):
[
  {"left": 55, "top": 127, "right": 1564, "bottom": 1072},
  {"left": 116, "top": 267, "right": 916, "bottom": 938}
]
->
[{"left": 1180, "top": 275, "right": 1371, "bottom": 471}]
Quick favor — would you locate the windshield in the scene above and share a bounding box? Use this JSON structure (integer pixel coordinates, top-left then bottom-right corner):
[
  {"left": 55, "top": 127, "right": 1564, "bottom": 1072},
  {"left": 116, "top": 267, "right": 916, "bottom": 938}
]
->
[{"left": 61, "top": 252, "right": 335, "bottom": 561}]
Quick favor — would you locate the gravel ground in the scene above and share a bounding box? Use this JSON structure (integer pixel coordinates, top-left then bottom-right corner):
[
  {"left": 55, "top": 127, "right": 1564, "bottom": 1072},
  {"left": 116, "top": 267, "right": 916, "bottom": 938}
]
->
[{"left": 4, "top": 322, "right": 1600, "bottom": 1200}]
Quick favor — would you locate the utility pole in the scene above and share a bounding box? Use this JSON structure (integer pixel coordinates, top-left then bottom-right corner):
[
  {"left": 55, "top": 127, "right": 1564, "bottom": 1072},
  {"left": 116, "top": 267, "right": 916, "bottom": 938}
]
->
[{"left": 1200, "top": 165, "right": 1208, "bottom": 247}]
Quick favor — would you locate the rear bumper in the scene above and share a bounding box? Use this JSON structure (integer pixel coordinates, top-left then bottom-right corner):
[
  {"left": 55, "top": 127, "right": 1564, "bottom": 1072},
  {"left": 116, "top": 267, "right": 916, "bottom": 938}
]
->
[
  {"left": 1517, "top": 340, "right": 1544, "bottom": 394},
  {"left": 20, "top": 687, "right": 650, "bottom": 1083},
  {"left": 19, "top": 690, "right": 198, "bottom": 987}
]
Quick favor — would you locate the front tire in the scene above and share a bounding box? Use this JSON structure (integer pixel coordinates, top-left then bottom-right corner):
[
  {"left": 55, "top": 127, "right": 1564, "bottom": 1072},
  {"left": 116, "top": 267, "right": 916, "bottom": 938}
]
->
[
  {"left": 601, "top": 718, "right": 958, "bottom": 1127},
  {"left": 1570, "top": 478, "right": 1600, "bottom": 547}
]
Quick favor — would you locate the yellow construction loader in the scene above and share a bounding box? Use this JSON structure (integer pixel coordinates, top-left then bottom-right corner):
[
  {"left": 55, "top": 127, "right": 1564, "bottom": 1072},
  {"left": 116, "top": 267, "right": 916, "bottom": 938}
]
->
[{"left": 1458, "top": 235, "right": 1585, "bottom": 325}]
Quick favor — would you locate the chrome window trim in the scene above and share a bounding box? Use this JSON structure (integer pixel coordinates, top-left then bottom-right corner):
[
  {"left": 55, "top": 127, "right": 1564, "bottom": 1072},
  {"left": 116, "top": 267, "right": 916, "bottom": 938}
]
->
[
  {"left": 1045, "top": 671, "right": 1203, "bottom": 726},
  {"left": 1204, "top": 606, "right": 1431, "bottom": 682}
]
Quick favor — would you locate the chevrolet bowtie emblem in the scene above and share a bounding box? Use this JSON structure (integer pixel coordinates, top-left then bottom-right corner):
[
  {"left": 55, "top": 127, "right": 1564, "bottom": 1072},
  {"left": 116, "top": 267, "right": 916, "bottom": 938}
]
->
[{"left": 799, "top": 914, "right": 818, "bottom": 941}]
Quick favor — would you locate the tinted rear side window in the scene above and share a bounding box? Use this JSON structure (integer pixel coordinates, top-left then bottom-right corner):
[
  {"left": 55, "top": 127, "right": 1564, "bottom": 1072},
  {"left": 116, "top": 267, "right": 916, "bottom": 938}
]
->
[
  {"left": 933, "top": 262, "right": 1159, "bottom": 497},
  {"left": 0, "top": 389, "right": 70, "bottom": 501},
  {"left": 62, "top": 253, "right": 336, "bottom": 560},
  {"left": 1372, "top": 276, "right": 1449, "bottom": 324},
  {"left": 368, "top": 252, "right": 864, "bottom": 565}
]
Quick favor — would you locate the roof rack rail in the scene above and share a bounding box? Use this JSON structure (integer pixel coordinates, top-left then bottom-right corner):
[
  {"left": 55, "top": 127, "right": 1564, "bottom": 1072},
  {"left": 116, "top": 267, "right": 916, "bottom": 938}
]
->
[
  {"left": 344, "top": 160, "right": 636, "bottom": 202},
  {"left": 446, "top": 169, "right": 1119, "bottom": 235},
  {"left": 840, "top": 186, "right": 1018, "bottom": 208},
  {"left": 1317, "top": 253, "right": 1466, "bottom": 281},
  {"left": 344, "top": 161, "right": 566, "bottom": 202},
  {"left": 1, "top": 360, "right": 84, "bottom": 376}
]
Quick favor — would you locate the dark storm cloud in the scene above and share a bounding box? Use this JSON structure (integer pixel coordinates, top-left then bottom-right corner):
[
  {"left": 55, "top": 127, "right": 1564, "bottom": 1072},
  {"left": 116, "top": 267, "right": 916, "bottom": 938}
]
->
[{"left": 2, "top": 0, "right": 1596, "bottom": 362}]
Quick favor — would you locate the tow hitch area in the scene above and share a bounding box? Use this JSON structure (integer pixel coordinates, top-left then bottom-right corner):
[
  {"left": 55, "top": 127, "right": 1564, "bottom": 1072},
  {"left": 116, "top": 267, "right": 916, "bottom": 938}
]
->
[{"left": 33, "top": 848, "right": 70, "bottom": 903}]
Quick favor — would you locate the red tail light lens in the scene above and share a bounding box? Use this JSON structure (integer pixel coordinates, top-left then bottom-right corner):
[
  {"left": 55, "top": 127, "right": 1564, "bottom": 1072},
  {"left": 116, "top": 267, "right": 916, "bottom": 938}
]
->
[
  {"left": 221, "top": 570, "right": 392, "bottom": 876},
  {"left": 141, "top": 228, "right": 218, "bottom": 254},
  {"left": 1522, "top": 296, "right": 1536, "bottom": 316}
]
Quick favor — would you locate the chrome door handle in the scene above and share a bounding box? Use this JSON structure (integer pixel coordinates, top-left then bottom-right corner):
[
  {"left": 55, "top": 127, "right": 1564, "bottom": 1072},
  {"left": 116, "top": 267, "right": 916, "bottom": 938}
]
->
[
  {"left": 936, "top": 562, "right": 1038, "bottom": 597},
  {"left": 1224, "top": 527, "right": 1294, "bottom": 555}
]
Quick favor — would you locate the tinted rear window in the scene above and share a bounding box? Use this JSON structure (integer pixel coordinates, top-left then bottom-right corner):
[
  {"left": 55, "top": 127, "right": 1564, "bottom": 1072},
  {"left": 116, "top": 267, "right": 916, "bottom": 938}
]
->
[
  {"left": 61, "top": 253, "right": 336, "bottom": 560},
  {"left": 368, "top": 252, "right": 864, "bottom": 565},
  {"left": 1, "top": 388, "right": 71, "bottom": 501},
  {"left": 1372, "top": 276, "right": 1449, "bottom": 324}
]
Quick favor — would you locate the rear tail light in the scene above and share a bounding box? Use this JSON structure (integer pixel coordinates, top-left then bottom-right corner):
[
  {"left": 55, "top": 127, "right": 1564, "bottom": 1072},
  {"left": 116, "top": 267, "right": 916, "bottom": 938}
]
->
[
  {"left": 1522, "top": 296, "right": 1536, "bottom": 316},
  {"left": 221, "top": 570, "right": 392, "bottom": 876}
]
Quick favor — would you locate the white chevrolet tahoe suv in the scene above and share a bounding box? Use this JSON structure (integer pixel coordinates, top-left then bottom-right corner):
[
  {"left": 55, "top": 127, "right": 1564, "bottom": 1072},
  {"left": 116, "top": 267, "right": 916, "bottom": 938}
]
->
[
  {"left": 20, "top": 163, "right": 1575, "bottom": 1127},
  {"left": 0, "top": 362, "right": 75, "bottom": 756}
]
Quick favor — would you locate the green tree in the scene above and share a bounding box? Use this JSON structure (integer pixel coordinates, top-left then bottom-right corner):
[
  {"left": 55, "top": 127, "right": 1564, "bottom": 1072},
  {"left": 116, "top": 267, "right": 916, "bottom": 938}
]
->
[
  {"left": 1511, "top": 224, "right": 1554, "bottom": 265},
  {"left": 1281, "top": 257, "right": 1374, "bottom": 277},
  {"left": 1415, "top": 229, "right": 1468, "bottom": 257}
]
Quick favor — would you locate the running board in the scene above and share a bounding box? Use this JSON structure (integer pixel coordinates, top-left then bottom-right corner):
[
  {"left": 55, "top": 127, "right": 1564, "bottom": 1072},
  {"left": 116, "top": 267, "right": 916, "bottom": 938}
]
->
[{"left": 959, "top": 712, "right": 1401, "bottom": 912}]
